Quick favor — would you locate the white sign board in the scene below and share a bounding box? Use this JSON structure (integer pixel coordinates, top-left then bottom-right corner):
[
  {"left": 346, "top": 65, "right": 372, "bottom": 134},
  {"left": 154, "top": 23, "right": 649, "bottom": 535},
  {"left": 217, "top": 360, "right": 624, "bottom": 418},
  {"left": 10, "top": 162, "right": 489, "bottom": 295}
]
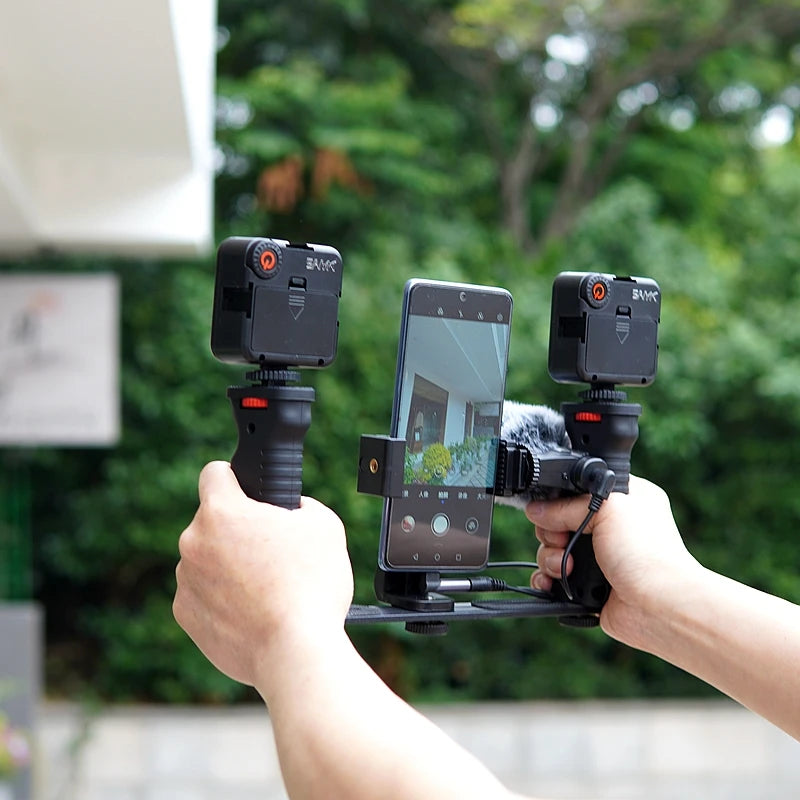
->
[{"left": 0, "top": 274, "right": 119, "bottom": 445}]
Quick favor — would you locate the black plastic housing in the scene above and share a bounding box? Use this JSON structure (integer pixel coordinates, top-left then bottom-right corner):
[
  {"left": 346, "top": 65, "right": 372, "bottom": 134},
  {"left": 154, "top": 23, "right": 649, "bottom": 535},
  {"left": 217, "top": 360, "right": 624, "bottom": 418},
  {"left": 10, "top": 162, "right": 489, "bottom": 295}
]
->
[
  {"left": 548, "top": 272, "right": 660, "bottom": 386},
  {"left": 228, "top": 383, "right": 315, "bottom": 509},
  {"left": 357, "top": 435, "right": 406, "bottom": 499},
  {"left": 211, "top": 236, "right": 343, "bottom": 367}
]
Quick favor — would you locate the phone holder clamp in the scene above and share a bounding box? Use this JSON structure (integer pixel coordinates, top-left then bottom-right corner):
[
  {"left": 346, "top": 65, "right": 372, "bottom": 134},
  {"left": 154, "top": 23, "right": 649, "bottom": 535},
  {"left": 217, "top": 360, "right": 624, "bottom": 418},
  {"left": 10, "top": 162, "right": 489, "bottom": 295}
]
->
[{"left": 348, "top": 434, "right": 606, "bottom": 634}]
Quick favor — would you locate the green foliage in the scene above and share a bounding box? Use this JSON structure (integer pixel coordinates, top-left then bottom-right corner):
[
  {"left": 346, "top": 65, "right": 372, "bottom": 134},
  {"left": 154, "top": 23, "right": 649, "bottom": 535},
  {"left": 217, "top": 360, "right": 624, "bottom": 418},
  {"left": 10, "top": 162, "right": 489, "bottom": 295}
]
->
[
  {"left": 2, "top": 0, "right": 799, "bottom": 703},
  {"left": 404, "top": 448, "right": 418, "bottom": 485},
  {"left": 448, "top": 436, "right": 492, "bottom": 480},
  {"left": 404, "top": 443, "right": 454, "bottom": 484},
  {"left": 420, "top": 443, "right": 453, "bottom": 484}
]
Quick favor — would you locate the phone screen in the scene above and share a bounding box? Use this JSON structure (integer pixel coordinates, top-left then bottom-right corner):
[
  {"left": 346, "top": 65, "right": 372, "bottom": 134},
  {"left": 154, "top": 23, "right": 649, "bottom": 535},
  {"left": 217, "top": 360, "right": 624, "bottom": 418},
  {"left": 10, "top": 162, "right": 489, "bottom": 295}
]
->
[{"left": 379, "top": 280, "right": 512, "bottom": 571}]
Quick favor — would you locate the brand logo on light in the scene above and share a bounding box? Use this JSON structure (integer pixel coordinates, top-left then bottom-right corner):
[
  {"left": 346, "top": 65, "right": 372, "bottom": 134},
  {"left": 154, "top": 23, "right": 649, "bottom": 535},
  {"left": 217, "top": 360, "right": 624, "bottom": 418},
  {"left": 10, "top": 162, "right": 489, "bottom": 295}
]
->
[
  {"left": 306, "top": 257, "right": 337, "bottom": 272},
  {"left": 632, "top": 288, "right": 659, "bottom": 303}
]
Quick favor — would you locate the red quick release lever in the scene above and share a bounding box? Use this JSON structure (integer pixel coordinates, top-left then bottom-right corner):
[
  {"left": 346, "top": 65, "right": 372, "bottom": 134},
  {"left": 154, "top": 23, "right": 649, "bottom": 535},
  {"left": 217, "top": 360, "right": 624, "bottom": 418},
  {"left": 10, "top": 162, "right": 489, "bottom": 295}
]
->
[{"left": 241, "top": 397, "right": 269, "bottom": 409}]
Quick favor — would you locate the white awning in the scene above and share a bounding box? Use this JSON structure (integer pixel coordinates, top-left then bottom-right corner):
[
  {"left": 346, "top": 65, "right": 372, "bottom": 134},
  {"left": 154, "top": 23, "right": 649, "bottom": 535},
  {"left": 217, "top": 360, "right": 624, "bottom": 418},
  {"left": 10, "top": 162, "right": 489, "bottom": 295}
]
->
[{"left": 0, "top": 0, "right": 217, "bottom": 256}]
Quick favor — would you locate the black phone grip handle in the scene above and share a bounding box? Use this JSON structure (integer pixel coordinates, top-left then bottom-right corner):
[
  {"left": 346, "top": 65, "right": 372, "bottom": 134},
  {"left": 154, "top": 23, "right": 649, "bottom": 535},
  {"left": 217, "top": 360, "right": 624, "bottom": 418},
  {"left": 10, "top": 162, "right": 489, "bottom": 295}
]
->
[
  {"left": 227, "top": 384, "right": 315, "bottom": 509},
  {"left": 555, "top": 398, "right": 642, "bottom": 621}
]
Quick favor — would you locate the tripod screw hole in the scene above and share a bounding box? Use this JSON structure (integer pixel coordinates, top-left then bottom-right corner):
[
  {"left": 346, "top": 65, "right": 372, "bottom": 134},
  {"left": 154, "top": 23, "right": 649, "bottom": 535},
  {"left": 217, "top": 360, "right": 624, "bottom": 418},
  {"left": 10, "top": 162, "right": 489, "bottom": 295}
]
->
[{"left": 369, "top": 458, "right": 379, "bottom": 474}]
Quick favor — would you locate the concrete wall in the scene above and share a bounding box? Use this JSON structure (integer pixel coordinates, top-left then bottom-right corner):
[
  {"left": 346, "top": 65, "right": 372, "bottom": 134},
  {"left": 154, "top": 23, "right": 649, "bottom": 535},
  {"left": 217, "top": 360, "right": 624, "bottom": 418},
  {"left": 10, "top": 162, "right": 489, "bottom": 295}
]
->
[
  {"left": 35, "top": 700, "right": 800, "bottom": 800},
  {"left": 0, "top": 604, "right": 42, "bottom": 800}
]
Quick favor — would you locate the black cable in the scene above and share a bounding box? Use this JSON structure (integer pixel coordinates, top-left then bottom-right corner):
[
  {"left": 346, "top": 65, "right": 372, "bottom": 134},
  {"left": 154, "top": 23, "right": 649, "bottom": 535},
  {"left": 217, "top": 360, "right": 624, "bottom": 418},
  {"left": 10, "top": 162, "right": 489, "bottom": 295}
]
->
[
  {"left": 502, "top": 583, "right": 554, "bottom": 600},
  {"left": 560, "top": 510, "right": 595, "bottom": 601},
  {"left": 484, "top": 565, "right": 554, "bottom": 600},
  {"left": 478, "top": 577, "right": 552, "bottom": 601},
  {"left": 561, "top": 492, "right": 607, "bottom": 601}
]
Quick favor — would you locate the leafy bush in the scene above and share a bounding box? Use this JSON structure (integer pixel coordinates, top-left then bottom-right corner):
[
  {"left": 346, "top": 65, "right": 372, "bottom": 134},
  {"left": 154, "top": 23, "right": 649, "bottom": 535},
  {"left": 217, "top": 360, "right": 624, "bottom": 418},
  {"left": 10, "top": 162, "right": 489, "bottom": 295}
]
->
[{"left": 420, "top": 443, "right": 453, "bottom": 484}]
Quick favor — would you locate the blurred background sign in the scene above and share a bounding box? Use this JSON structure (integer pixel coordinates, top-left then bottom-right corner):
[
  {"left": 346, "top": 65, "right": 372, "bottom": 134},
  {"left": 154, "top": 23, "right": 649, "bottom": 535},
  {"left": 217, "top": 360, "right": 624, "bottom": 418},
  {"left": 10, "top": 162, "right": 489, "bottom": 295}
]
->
[
  {"left": 0, "top": 274, "right": 119, "bottom": 446},
  {"left": 0, "top": 0, "right": 217, "bottom": 256}
]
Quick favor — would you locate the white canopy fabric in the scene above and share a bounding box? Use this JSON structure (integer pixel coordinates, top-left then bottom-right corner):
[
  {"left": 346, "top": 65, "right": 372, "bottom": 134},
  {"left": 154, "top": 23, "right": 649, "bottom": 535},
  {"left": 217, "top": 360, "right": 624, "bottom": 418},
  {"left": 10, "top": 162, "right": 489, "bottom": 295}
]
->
[{"left": 0, "top": 0, "right": 217, "bottom": 256}]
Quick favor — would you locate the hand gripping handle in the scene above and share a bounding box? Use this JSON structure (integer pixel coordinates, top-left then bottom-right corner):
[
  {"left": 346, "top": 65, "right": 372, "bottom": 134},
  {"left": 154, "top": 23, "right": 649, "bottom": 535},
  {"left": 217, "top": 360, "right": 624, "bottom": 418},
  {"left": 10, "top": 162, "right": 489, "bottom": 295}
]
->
[
  {"left": 549, "top": 535, "right": 611, "bottom": 613},
  {"left": 556, "top": 397, "right": 642, "bottom": 622},
  {"left": 227, "top": 384, "right": 315, "bottom": 509}
]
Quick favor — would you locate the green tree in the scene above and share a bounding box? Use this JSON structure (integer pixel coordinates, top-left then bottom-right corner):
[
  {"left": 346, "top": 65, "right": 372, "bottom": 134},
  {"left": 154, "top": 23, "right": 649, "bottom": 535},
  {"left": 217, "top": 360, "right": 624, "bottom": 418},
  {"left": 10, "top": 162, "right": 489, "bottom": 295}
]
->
[{"left": 434, "top": 0, "right": 800, "bottom": 251}]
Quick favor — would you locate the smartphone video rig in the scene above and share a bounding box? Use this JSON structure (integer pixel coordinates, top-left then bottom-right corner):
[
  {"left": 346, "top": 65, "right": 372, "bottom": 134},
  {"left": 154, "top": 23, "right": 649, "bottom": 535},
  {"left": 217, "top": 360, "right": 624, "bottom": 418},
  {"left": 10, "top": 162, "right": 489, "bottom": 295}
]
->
[
  {"left": 210, "top": 238, "right": 661, "bottom": 633},
  {"left": 348, "top": 272, "right": 661, "bottom": 632}
]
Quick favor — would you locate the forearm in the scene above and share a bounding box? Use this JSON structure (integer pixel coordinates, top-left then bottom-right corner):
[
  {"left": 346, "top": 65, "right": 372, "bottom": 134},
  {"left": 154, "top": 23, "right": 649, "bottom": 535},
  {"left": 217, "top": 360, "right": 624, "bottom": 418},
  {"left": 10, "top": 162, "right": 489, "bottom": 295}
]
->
[
  {"left": 630, "top": 567, "right": 800, "bottom": 740},
  {"left": 257, "top": 629, "right": 526, "bottom": 800}
]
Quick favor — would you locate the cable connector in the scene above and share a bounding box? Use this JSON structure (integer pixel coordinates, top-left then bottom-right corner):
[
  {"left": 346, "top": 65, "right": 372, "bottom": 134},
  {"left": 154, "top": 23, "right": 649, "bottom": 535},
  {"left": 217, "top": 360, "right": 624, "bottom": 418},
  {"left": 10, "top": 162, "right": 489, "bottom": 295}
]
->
[
  {"left": 436, "top": 576, "right": 508, "bottom": 594},
  {"left": 571, "top": 457, "right": 616, "bottom": 499},
  {"left": 436, "top": 576, "right": 552, "bottom": 600},
  {"left": 560, "top": 464, "right": 616, "bottom": 601}
]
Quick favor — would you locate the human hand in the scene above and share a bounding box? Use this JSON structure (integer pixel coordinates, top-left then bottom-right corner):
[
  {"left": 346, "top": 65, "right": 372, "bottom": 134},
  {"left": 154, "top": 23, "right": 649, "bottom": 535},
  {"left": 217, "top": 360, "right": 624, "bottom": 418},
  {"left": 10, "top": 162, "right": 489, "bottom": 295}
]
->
[
  {"left": 526, "top": 476, "right": 702, "bottom": 649},
  {"left": 173, "top": 461, "right": 353, "bottom": 688}
]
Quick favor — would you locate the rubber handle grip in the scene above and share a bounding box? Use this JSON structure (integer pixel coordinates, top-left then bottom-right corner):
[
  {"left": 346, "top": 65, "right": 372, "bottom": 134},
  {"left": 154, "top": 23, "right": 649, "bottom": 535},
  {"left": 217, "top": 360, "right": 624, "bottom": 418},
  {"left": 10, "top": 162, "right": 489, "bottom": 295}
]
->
[
  {"left": 227, "top": 384, "right": 315, "bottom": 509},
  {"left": 553, "top": 535, "right": 610, "bottom": 611}
]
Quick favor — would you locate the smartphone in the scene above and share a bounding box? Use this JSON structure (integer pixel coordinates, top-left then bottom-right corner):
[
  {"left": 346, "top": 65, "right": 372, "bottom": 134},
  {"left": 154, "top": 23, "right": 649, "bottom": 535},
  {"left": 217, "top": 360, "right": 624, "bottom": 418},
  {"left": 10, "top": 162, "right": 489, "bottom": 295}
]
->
[{"left": 379, "top": 279, "right": 513, "bottom": 571}]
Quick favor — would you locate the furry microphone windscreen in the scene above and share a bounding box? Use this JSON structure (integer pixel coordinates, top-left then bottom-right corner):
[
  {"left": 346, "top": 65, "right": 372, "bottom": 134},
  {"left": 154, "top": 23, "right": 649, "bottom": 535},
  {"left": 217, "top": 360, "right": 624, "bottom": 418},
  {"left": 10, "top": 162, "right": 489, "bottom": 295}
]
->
[{"left": 495, "top": 401, "right": 572, "bottom": 509}]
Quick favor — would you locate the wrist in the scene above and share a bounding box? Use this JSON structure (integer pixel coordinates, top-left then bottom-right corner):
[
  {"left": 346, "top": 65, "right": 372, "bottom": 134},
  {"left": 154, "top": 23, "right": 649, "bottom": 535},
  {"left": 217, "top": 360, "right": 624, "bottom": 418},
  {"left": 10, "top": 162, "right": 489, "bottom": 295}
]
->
[
  {"left": 253, "top": 622, "right": 354, "bottom": 705},
  {"left": 601, "top": 559, "right": 709, "bottom": 654}
]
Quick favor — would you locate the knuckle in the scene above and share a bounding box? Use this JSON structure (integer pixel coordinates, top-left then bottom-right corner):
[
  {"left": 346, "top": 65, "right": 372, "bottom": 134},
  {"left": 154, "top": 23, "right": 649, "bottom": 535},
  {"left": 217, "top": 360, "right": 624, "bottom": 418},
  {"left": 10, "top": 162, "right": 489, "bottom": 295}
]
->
[
  {"left": 172, "top": 591, "right": 186, "bottom": 627},
  {"left": 200, "top": 493, "right": 226, "bottom": 523},
  {"left": 177, "top": 527, "right": 196, "bottom": 561}
]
